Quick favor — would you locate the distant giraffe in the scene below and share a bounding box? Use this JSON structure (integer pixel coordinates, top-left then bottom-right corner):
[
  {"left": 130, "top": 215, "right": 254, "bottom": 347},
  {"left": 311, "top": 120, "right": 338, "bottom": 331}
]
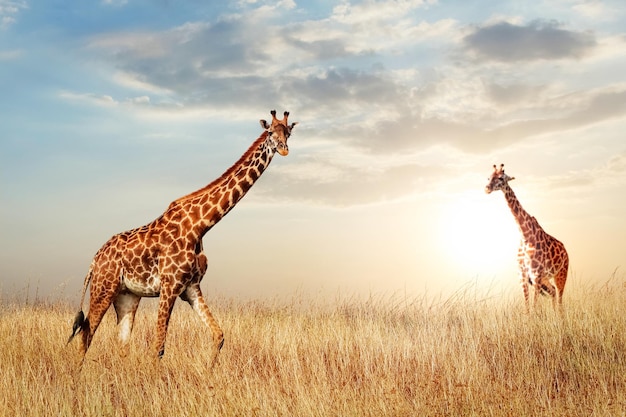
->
[
  {"left": 485, "top": 164, "right": 569, "bottom": 311},
  {"left": 68, "top": 110, "right": 298, "bottom": 363}
]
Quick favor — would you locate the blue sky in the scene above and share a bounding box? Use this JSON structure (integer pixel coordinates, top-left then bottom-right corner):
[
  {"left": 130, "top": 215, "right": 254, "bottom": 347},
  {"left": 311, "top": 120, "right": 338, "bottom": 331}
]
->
[{"left": 1, "top": 0, "right": 626, "bottom": 302}]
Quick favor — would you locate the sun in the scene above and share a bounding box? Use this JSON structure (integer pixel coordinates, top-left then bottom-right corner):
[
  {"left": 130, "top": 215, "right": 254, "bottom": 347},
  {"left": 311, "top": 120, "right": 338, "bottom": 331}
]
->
[{"left": 437, "top": 191, "right": 520, "bottom": 276}]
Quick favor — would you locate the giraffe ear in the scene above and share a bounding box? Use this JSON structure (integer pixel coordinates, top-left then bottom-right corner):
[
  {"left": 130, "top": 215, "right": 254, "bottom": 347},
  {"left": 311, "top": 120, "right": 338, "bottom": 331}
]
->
[
  {"left": 260, "top": 119, "right": 270, "bottom": 129},
  {"left": 290, "top": 122, "right": 298, "bottom": 129}
]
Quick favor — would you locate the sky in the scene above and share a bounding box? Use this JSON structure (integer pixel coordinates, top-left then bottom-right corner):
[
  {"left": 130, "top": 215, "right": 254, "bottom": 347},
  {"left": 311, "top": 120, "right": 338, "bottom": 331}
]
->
[{"left": 1, "top": 0, "right": 625, "bottom": 304}]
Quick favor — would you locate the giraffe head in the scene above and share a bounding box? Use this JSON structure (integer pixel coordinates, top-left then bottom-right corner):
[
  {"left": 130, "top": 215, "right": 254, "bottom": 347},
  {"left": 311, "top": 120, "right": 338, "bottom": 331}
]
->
[
  {"left": 260, "top": 110, "right": 298, "bottom": 156},
  {"left": 485, "top": 163, "right": 515, "bottom": 194}
]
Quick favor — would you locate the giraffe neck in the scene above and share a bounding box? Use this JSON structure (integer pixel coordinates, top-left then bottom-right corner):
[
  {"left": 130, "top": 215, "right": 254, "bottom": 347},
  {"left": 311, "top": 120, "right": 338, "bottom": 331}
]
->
[
  {"left": 501, "top": 184, "right": 540, "bottom": 241},
  {"left": 168, "top": 131, "right": 276, "bottom": 238}
]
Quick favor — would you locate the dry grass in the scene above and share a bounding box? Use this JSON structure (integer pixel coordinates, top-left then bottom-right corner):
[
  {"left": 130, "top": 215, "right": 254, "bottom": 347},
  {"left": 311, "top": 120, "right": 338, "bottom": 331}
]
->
[{"left": 1, "top": 282, "right": 626, "bottom": 417}]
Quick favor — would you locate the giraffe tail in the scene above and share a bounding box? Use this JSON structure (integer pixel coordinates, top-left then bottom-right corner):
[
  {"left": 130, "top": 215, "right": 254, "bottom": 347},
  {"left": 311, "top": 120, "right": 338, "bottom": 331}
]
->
[
  {"left": 67, "top": 264, "right": 93, "bottom": 345},
  {"left": 66, "top": 311, "right": 86, "bottom": 345}
]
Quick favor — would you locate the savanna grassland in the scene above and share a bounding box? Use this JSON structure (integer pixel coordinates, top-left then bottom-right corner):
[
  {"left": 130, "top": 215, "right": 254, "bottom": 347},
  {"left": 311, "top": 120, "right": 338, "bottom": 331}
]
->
[{"left": 1, "top": 281, "right": 625, "bottom": 417}]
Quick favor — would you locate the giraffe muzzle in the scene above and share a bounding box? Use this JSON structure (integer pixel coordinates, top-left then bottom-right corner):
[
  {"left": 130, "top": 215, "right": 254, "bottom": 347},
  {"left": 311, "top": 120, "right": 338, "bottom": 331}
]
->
[{"left": 277, "top": 143, "right": 289, "bottom": 156}]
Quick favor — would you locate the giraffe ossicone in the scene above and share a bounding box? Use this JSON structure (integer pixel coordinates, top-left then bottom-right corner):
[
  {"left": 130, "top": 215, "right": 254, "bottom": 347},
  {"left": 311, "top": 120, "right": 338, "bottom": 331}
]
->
[
  {"left": 485, "top": 163, "right": 569, "bottom": 312},
  {"left": 68, "top": 110, "right": 297, "bottom": 363}
]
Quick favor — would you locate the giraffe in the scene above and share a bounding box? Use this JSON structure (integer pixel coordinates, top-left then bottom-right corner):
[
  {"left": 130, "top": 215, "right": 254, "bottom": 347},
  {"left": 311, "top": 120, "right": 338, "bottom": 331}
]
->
[
  {"left": 484, "top": 164, "right": 569, "bottom": 312},
  {"left": 67, "top": 110, "right": 298, "bottom": 363}
]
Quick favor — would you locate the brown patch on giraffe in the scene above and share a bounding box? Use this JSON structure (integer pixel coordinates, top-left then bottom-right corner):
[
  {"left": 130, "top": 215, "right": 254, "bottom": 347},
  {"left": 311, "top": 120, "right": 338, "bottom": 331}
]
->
[
  {"left": 219, "top": 193, "right": 231, "bottom": 213},
  {"left": 231, "top": 186, "right": 242, "bottom": 203}
]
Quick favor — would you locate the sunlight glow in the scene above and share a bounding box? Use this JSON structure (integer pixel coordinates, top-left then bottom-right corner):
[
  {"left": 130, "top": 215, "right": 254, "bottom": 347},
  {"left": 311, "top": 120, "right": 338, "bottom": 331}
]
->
[{"left": 438, "top": 192, "right": 520, "bottom": 276}]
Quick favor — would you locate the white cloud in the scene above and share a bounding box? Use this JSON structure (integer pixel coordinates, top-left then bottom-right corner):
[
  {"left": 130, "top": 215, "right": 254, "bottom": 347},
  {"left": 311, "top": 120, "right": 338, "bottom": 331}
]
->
[
  {"left": 0, "top": 0, "right": 27, "bottom": 29},
  {"left": 58, "top": 91, "right": 118, "bottom": 107},
  {"left": 112, "top": 71, "right": 173, "bottom": 95},
  {"left": 318, "top": 1, "right": 455, "bottom": 56},
  {"left": 127, "top": 95, "right": 150, "bottom": 104}
]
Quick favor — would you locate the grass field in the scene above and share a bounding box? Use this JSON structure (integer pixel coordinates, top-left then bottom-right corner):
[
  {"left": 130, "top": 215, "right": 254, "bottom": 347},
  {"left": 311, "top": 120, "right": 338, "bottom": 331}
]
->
[{"left": 1, "top": 281, "right": 625, "bottom": 417}]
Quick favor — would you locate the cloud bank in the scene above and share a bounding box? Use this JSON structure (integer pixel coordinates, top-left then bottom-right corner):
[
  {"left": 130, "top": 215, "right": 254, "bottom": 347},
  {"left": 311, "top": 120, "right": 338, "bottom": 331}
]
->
[{"left": 52, "top": 1, "right": 626, "bottom": 207}]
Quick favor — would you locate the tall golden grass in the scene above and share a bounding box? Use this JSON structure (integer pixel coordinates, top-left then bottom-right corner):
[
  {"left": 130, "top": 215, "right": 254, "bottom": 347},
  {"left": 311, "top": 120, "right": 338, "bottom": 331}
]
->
[{"left": 1, "top": 280, "right": 625, "bottom": 416}]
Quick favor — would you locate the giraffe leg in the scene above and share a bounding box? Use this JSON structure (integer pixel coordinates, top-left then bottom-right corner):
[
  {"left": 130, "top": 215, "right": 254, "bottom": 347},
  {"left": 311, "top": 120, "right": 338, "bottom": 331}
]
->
[
  {"left": 113, "top": 292, "right": 141, "bottom": 357},
  {"left": 557, "top": 272, "right": 566, "bottom": 306},
  {"left": 554, "top": 268, "right": 568, "bottom": 313},
  {"left": 555, "top": 255, "right": 568, "bottom": 309},
  {"left": 518, "top": 246, "right": 531, "bottom": 313},
  {"left": 80, "top": 284, "right": 118, "bottom": 358},
  {"left": 154, "top": 288, "right": 181, "bottom": 359},
  {"left": 182, "top": 284, "right": 224, "bottom": 360},
  {"left": 521, "top": 279, "right": 530, "bottom": 313},
  {"left": 536, "top": 276, "right": 557, "bottom": 310},
  {"left": 532, "top": 278, "right": 541, "bottom": 308},
  {"left": 548, "top": 283, "right": 558, "bottom": 311},
  {"left": 518, "top": 267, "right": 531, "bottom": 313}
]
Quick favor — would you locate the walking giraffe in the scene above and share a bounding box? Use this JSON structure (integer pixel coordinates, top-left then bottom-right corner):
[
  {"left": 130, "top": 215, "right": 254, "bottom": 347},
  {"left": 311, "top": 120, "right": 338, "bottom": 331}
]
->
[
  {"left": 485, "top": 164, "right": 569, "bottom": 311},
  {"left": 67, "top": 110, "right": 298, "bottom": 363}
]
